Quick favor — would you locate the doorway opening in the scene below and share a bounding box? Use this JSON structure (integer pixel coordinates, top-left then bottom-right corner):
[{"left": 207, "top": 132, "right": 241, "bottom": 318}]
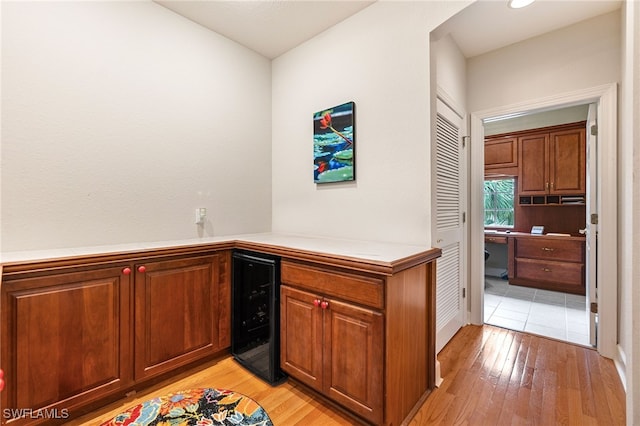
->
[
  {"left": 469, "top": 83, "right": 617, "bottom": 359},
  {"left": 481, "top": 104, "right": 592, "bottom": 346}
]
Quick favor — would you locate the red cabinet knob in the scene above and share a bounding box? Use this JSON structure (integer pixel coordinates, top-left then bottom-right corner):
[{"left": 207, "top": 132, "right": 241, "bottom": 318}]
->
[
  {"left": 122, "top": 267, "right": 132, "bottom": 275},
  {"left": 137, "top": 265, "right": 147, "bottom": 273},
  {"left": 321, "top": 301, "right": 329, "bottom": 310},
  {"left": 313, "top": 299, "right": 321, "bottom": 307}
]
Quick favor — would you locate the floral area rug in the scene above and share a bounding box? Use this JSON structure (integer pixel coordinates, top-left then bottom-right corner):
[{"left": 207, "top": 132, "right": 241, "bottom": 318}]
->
[{"left": 100, "top": 388, "right": 273, "bottom": 426}]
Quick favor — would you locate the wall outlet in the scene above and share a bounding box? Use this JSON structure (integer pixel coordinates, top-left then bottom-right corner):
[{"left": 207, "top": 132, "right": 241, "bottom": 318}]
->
[{"left": 195, "top": 208, "right": 207, "bottom": 224}]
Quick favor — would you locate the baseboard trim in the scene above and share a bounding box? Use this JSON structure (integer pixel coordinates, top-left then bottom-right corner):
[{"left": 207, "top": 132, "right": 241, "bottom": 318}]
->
[{"left": 615, "top": 344, "right": 627, "bottom": 393}]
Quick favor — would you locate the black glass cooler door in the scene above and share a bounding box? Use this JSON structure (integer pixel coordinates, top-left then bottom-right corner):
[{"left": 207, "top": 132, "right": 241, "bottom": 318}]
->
[{"left": 231, "top": 251, "right": 285, "bottom": 384}]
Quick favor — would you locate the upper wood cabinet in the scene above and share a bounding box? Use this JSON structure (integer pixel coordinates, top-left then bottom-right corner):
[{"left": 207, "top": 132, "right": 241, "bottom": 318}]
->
[
  {"left": 549, "top": 127, "right": 586, "bottom": 194},
  {"left": 518, "top": 125, "right": 586, "bottom": 196},
  {"left": 484, "top": 137, "right": 518, "bottom": 169},
  {"left": 518, "top": 132, "right": 549, "bottom": 194}
]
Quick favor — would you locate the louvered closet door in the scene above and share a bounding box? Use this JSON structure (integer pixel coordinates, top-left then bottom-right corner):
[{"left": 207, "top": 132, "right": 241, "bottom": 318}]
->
[{"left": 433, "top": 98, "right": 466, "bottom": 354}]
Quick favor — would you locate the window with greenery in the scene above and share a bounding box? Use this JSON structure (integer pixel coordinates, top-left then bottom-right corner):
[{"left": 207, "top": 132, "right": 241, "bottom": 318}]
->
[{"left": 484, "top": 178, "right": 515, "bottom": 228}]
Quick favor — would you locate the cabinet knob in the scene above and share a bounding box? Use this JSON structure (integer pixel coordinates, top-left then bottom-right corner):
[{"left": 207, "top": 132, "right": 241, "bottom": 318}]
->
[
  {"left": 122, "top": 267, "right": 132, "bottom": 275},
  {"left": 313, "top": 299, "right": 321, "bottom": 307},
  {"left": 542, "top": 268, "right": 551, "bottom": 272},
  {"left": 320, "top": 301, "right": 329, "bottom": 310},
  {"left": 137, "top": 265, "right": 147, "bottom": 273}
]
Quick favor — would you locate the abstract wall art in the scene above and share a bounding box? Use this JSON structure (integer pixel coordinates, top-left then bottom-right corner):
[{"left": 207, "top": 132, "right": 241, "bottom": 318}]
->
[{"left": 313, "top": 101, "right": 355, "bottom": 183}]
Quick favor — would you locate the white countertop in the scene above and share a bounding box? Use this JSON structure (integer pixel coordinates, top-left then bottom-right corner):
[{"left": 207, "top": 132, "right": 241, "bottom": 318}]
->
[{"left": 0, "top": 233, "right": 434, "bottom": 266}]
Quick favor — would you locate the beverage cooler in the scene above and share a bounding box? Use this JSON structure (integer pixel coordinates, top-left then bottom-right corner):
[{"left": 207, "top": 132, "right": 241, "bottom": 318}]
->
[{"left": 231, "top": 250, "right": 286, "bottom": 384}]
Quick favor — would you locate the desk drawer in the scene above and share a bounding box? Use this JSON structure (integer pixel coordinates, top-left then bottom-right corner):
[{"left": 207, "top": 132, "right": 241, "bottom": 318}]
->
[
  {"left": 515, "top": 238, "right": 584, "bottom": 262},
  {"left": 514, "top": 258, "right": 584, "bottom": 287},
  {"left": 485, "top": 235, "right": 508, "bottom": 244},
  {"left": 281, "top": 261, "right": 384, "bottom": 309}
]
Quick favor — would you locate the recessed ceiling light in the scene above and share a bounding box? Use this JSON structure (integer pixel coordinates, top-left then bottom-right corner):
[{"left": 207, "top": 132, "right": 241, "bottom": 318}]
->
[{"left": 508, "top": 0, "right": 535, "bottom": 9}]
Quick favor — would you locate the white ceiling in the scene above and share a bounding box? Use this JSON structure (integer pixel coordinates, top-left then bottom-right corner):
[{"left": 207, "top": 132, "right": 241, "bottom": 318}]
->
[
  {"left": 438, "top": 0, "right": 622, "bottom": 58},
  {"left": 155, "top": 0, "right": 622, "bottom": 60},
  {"left": 154, "top": 0, "right": 376, "bottom": 59}
]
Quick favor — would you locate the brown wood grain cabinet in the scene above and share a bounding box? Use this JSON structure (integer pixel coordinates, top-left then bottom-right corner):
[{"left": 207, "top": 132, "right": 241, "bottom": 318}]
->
[
  {"left": 508, "top": 235, "right": 585, "bottom": 295},
  {"left": 0, "top": 240, "right": 438, "bottom": 426},
  {"left": 281, "top": 285, "right": 384, "bottom": 424},
  {"left": 133, "top": 254, "right": 222, "bottom": 381},
  {"left": 1, "top": 265, "right": 133, "bottom": 425},
  {"left": 0, "top": 249, "right": 231, "bottom": 425},
  {"left": 484, "top": 137, "right": 518, "bottom": 169},
  {"left": 279, "top": 258, "right": 436, "bottom": 426},
  {"left": 518, "top": 125, "right": 586, "bottom": 197}
]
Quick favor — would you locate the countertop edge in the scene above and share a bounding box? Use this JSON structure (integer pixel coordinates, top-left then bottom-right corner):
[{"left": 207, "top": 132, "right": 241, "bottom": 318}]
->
[{"left": 1, "top": 235, "right": 442, "bottom": 276}]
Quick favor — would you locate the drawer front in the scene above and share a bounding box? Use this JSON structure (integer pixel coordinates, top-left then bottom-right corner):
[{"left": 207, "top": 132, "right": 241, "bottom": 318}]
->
[
  {"left": 485, "top": 235, "right": 508, "bottom": 244},
  {"left": 281, "top": 261, "right": 384, "bottom": 309},
  {"left": 515, "top": 258, "right": 584, "bottom": 287},
  {"left": 515, "top": 238, "right": 584, "bottom": 262}
]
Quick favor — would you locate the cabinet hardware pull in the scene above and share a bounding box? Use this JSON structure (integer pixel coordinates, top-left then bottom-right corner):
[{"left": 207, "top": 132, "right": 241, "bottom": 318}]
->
[
  {"left": 321, "top": 301, "right": 329, "bottom": 310},
  {"left": 137, "top": 265, "right": 147, "bottom": 273},
  {"left": 313, "top": 299, "right": 321, "bottom": 307},
  {"left": 542, "top": 268, "right": 551, "bottom": 272},
  {"left": 122, "top": 267, "right": 132, "bottom": 275},
  {"left": 546, "top": 182, "right": 549, "bottom": 190},
  {"left": 541, "top": 247, "right": 554, "bottom": 251}
]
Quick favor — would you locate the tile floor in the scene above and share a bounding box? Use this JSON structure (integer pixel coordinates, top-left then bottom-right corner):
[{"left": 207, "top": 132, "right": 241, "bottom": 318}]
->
[{"left": 484, "top": 276, "right": 591, "bottom": 346}]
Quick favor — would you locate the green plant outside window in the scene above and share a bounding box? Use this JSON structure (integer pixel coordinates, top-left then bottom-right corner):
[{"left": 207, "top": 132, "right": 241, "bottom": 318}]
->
[{"left": 484, "top": 178, "right": 515, "bottom": 228}]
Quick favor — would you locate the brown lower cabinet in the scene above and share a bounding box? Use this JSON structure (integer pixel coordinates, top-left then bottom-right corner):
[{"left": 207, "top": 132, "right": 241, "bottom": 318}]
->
[
  {"left": 279, "top": 258, "right": 436, "bottom": 426},
  {"left": 134, "top": 255, "right": 221, "bottom": 381},
  {"left": 0, "top": 243, "right": 439, "bottom": 426},
  {"left": 508, "top": 235, "right": 585, "bottom": 294},
  {"left": 0, "top": 249, "right": 231, "bottom": 425},
  {"left": 281, "top": 285, "right": 384, "bottom": 424}
]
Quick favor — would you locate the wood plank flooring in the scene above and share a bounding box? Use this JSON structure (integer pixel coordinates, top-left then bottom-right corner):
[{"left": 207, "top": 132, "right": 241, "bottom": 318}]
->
[
  {"left": 67, "top": 325, "right": 625, "bottom": 425},
  {"left": 410, "top": 325, "right": 625, "bottom": 425}
]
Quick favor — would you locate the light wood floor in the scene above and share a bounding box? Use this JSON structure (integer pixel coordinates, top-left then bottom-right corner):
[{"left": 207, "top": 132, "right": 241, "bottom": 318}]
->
[{"left": 68, "top": 325, "right": 625, "bottom": 425}]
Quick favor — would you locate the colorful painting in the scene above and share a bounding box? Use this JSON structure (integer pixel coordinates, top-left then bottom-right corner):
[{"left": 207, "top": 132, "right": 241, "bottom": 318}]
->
[{"left": 313, "top": 101, "right": 355, "bottom": 183}]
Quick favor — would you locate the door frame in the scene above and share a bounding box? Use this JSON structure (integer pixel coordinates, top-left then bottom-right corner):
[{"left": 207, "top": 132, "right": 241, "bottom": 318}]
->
[{"left": 469, "top": 83, "right": 617, "bottom": 359}]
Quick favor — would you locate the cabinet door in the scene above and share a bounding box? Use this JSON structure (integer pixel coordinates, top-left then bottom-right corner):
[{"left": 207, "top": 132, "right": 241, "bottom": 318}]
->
[
  {"left": 1, "top": 266, "right": 132, "bottom": 420},
  {"left": 323, "top": 298, "right": 383, "bottom": 425},
  {"left": 134, "top": 255, "right": 219, "bottom": 380},
  {"left": 518, "top": 133, "right": 549, "bottom": 195},
  {"left": 549, "top": 127, "right": 586, "bottom": 194},
  {"left": 485, "top": 137, "right": 518, "bottom": 169},
  {"left": 280, "top": 285, "right": 323, "bottom": 392}
]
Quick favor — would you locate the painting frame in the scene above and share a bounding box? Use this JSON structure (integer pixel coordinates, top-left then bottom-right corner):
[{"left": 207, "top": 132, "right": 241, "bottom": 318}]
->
[{"left": 313, "top": 101, "right": 355, "bottom": 184}]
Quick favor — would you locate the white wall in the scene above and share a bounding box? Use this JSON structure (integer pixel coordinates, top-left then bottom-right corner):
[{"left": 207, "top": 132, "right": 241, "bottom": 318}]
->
[
  {"left": 619, "top": 0, "right": 640, "bottom": 422},
  {"left": 468, "top": 11, "right": 621, "bottom": 112},
  {"left": 271, "top": 1, "right": 469, "bottom": 246},
  {"left": 0, "top": 1, "right": 272, "bottom": 252},
  {"left": 434, "top": 34, "right": 467, "bottom": 111}
]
